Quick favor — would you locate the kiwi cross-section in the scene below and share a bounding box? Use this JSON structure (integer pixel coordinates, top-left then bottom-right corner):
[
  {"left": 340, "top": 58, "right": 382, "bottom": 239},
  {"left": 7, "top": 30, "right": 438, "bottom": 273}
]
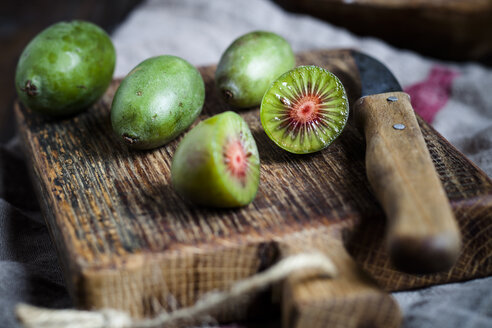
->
[
  {"left": 260, "top": 65, "right": 349, "bottom": 154},
  {"left": 171, "top": 111, "right": 260, "bottom": 208}
]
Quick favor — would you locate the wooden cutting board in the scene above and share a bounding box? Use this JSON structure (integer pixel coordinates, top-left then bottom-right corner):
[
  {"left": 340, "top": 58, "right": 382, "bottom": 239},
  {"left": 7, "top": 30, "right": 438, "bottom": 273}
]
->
[{"left": 15, "top": 49, "right": 492, "bottom": 328}]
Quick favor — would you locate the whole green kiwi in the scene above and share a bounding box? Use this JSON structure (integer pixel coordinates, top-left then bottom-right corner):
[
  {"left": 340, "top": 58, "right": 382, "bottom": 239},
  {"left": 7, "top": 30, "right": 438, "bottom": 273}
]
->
[
  {"left": 215, "top": 31, "right": 295, "bottom": 108},
  {"left": 15, "top": 20, "right": 115, "bottom": 116},
  {"left": 111, "top": 55, "right": 205, "bottom": 150}
]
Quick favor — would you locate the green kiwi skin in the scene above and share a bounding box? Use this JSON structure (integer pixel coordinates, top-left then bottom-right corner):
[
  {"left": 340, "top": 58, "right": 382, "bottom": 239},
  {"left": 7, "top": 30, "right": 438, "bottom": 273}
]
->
[
  {"left": 171, "top": 111, "right": 260, "bottom": 208},
  {"left": 111, "top": 55, "right": 205, "bottom": 150},
  {"left": 260, "top": 65, "right": 349, "bottom": 154},
  {"left": 215, "top": 31, "right": 295, "bottom": 109},
  {"left": 15, "top": 20, "right": 115, "bottom": 117}
]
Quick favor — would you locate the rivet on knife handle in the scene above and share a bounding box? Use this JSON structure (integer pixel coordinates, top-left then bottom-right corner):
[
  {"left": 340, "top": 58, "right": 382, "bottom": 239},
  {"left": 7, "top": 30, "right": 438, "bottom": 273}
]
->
[{"left": 354, "top": 91, "right": 461, "bottom": 274}]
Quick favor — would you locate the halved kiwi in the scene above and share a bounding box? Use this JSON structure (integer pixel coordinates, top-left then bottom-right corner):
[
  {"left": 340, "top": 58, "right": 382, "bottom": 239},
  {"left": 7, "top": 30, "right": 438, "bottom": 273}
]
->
[
  {"left": 171, "top": 111, "right": 260, "bottom": 208},
  {"left": 260, "top": 65, "right": 349, "bottom": 154}
]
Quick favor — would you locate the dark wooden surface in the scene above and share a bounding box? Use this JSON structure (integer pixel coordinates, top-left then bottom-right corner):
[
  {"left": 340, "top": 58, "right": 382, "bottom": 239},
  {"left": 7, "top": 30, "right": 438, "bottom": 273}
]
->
[
  {"left": 14, "top": 49, "right": 492, "bottom": 325},
  {"left": 275, "top": 0, "right": 492, "bottom": 64}
]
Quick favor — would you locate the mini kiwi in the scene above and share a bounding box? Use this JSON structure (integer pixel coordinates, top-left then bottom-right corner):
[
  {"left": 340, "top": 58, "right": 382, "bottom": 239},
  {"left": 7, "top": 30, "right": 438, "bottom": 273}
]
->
[
  {"left": 260, "top": 65, "right": 349, "bottom": 154},
  {"left": 215, "top": 31, "right": 295, "bottom": 108},
  {"left": 171, "top": 111, "right": 260, "bottom": 208}
]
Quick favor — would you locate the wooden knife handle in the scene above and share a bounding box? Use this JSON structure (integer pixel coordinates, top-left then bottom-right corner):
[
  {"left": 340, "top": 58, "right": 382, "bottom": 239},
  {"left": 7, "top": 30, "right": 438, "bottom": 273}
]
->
[
  {"left": 354, "top": 91, "right": 461, "bottom": 273},
  {"left": 277, "top": 229, "right": 401, "bottom": 328}
]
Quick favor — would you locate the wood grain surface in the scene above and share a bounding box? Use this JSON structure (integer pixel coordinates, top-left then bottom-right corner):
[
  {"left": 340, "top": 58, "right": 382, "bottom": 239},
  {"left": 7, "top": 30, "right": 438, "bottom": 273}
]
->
[{"left": 15, "top": 49, "right": 492, "bottom": 326}]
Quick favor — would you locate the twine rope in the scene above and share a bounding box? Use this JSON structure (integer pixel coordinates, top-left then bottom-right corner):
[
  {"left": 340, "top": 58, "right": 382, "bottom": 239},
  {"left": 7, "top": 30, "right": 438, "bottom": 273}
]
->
[{"left": 16, "top": 252, "right": 337, "bottom": 328}]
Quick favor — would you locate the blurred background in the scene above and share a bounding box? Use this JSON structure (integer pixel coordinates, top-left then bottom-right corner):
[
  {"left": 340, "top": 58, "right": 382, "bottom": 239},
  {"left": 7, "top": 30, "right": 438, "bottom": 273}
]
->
[{"left": 2, "top": 0, "right": 492, "bottom": 142}]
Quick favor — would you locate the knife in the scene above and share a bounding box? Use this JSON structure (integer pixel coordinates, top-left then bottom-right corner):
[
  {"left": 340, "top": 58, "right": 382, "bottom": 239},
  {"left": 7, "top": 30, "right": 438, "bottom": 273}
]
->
[{"left": 351, "top": 50, "right": 461, "bottom": 274}]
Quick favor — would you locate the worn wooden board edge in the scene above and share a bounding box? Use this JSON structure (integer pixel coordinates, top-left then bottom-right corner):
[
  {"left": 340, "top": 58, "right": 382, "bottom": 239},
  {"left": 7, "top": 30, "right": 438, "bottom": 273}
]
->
[
  {"left": 15, "top": 108, "right": 82, "bottom": 304},
  {"left": 14, "top": 49, "right": 492, "bottom": 317}
]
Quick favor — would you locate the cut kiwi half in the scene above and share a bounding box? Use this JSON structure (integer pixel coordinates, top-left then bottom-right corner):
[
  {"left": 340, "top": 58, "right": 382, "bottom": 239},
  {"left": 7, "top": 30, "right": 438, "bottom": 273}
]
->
[
  {"left": 260, "top": 65, "right": 349, "bottom": 154},
  {"left": 171, "top": 111, "right": 260, "bottom": 208}
]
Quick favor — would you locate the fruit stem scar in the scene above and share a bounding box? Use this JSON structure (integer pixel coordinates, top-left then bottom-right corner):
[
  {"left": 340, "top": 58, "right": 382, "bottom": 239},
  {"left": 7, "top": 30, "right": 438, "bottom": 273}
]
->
[
  {"left": 21, "top": 80, "right": 38, "bottom": 97},
  {"left": 122, "top": 133, "right": 139, "bottom": 144},
  {"left": 223, "top": 89, "right": 233, "bottom": 100}
]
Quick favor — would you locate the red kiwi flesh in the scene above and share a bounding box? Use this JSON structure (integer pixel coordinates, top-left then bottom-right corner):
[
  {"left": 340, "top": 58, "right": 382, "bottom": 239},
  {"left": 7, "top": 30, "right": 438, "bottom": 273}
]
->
[{"left": 260, "top": 65, "right": 349, "bottom": 154}]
